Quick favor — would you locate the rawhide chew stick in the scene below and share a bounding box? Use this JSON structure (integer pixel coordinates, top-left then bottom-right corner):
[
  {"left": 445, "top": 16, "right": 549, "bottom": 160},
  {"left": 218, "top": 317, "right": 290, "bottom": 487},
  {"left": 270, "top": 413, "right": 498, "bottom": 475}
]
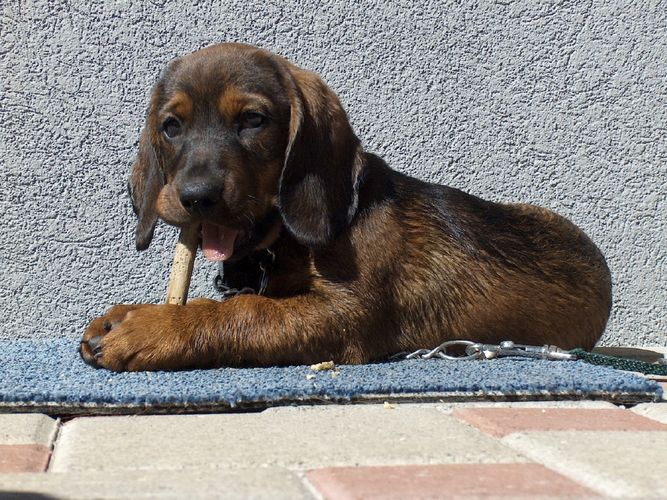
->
[{"left": 166, "top": 225, "right": 199, "bottom": 305}]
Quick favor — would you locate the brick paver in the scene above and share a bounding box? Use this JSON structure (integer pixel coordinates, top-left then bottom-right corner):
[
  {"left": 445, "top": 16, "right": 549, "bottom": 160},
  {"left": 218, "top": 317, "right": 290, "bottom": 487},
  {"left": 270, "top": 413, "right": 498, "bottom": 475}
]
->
[
  {"left": 631, "top": 402, "right": 667, "bottom": 424},
  {"left": 306, "top": 463, "right": 599, "bottom": 499},
  {"left": 0, "top": 444, "right": 51, "bottom": 473},
  {"left": 0, "top": 414, "right": 58, "bottom": 446},
  {"left": 0, "top": 468, "right": 313, "bottom": 499},
  {"left": 503, "top": 431, "right": 667, "bottom": 498},
  {"left": 0, "top": 414, "right": 58, "bottom": 473},
  {"left": 451, "top": 407, "right": 667, "bottom": 437},
  {"left": 49, "top": 406, "right": 526, "bottom": 473}
]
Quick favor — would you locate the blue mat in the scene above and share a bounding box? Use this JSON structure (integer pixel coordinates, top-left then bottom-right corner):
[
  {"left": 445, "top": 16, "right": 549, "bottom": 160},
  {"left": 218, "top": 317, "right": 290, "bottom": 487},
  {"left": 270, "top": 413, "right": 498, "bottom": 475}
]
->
[{"left": 0, "top": 339, "right": 661, "bottom": 414}]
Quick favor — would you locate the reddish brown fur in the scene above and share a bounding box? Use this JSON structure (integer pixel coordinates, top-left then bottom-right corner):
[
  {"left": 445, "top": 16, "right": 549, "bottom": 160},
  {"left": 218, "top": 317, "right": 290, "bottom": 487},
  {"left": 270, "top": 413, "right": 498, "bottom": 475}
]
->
[
  {"left": 163, "top": 91, "right": 193, "bottom": 126},
  {"left": 81, "top": 43, "right": 612, "bottom": 371}
]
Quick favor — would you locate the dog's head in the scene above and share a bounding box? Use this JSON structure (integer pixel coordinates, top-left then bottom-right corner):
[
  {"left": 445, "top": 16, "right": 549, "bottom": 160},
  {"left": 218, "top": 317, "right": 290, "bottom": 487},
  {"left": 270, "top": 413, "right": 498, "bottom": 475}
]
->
[{"left": 128, "top": 43, "right": 365, "bottom": 261}]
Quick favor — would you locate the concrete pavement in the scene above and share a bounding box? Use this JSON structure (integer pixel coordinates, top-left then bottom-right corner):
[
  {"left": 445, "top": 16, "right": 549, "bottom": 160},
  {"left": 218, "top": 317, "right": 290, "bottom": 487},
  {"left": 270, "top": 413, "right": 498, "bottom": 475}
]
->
[
  {"left": 1, "top": 346, "right": 665, "bottom": 498},
  {"left": 1, "top": 398, "right": 667, "bottom": 499}
]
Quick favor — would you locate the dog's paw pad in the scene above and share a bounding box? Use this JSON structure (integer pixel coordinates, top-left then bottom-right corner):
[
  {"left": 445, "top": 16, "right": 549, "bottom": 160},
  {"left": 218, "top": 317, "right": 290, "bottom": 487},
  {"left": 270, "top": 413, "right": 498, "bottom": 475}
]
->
[
  {"left": 86, "top": 335, "right": 104, "bottom": 356},
  {"left": 79, "top": 337, "right": 103, "bottom": 368}
]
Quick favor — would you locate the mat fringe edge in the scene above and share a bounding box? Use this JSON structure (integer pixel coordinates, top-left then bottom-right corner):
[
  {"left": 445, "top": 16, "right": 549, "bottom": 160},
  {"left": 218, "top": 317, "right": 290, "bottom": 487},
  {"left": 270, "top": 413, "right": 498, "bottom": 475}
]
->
[{"left": 0, "top": 389, "right": 660, "bottom": 416}]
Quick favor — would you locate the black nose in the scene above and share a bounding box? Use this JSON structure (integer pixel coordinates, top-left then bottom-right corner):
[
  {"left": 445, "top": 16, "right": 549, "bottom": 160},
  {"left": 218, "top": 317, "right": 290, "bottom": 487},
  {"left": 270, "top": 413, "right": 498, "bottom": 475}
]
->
[{"left": 178, "top": 182, "right": 221, "bottom": 215}]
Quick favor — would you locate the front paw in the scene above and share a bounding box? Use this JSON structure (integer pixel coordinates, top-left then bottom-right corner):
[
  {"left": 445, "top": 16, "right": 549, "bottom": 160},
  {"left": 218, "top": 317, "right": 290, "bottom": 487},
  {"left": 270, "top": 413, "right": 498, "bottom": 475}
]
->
[
  {"left": 80, "top": 304, "right": 145, "bottom": 367},
  {"left": 80, "top": 304, "right": 190, "bottom": 372}
]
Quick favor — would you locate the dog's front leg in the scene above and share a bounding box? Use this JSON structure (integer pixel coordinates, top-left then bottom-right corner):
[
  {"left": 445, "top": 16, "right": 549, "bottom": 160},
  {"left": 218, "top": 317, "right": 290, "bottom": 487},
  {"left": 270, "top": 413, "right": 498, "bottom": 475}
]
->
[{"left": 80, "top": 295, "right": 359, "bottom": 372}]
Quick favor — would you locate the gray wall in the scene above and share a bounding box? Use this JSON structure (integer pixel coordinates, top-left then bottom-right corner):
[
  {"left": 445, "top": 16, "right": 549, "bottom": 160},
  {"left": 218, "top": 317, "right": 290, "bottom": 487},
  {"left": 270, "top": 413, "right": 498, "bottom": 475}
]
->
[{"left": 1, "top": 0, "right": 665, "bottom": 346}]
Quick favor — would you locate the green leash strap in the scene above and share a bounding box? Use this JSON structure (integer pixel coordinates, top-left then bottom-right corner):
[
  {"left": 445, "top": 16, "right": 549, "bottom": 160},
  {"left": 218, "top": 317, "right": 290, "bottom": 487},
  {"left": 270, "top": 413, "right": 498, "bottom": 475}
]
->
[{"left": 570, "top": 348, "right": 667, "bottom": 376}]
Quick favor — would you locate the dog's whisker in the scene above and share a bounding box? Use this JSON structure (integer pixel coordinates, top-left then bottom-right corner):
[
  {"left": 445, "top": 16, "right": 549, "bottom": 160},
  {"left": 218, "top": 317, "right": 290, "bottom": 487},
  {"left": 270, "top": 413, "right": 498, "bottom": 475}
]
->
[{"left": 243, "top": 213, "right": 256, "bottom": 226}]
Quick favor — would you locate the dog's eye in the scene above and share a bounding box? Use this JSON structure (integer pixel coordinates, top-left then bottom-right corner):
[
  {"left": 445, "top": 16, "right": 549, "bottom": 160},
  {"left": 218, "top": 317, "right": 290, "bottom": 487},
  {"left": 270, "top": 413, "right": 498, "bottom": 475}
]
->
[
  {"left": 162, "top": 117, "right": 182, "bottom": 139},
  {"left": 238, "top": 112, "right": 265, "bottom": 131}
]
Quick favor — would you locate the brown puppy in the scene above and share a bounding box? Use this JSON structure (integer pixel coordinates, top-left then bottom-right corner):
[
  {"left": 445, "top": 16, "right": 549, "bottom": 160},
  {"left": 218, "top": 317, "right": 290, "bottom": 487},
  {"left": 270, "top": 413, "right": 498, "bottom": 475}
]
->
[{"left": 80, "top": 43, "right": 612, "bottom": 371}]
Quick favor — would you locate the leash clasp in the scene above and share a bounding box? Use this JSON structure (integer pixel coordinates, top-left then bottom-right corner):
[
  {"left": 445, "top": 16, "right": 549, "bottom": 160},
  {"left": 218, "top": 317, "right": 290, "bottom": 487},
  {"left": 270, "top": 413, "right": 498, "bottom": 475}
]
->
[{"left": 467, "top": 341, "right": 576, "bottom": 361}]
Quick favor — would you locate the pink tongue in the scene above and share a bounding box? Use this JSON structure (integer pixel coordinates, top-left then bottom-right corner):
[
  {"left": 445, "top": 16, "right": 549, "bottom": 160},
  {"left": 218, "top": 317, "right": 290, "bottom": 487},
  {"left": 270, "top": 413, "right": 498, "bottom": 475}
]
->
[{"left": 201, "top": 223, "right": 239, "bottom": 262}]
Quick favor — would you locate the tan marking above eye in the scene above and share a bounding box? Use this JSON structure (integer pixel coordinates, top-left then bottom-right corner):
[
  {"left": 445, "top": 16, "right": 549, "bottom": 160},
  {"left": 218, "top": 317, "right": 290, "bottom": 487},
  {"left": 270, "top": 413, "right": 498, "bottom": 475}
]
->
[
  {"left": 218, "top": 87, "right": 272, "bottom": 123},
  {"left": 162, "top": 91, "right": 193, "bottom": 123}
]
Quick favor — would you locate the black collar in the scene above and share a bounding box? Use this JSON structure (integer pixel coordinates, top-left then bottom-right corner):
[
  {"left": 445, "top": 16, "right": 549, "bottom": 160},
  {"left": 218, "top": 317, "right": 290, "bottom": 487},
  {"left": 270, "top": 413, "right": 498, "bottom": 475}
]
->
[
  {"left": 213, "top": 248, "right": 275, "bottom": 300},
  {"left": 213, "top": 209, "right": 280, "bottom": 299}
]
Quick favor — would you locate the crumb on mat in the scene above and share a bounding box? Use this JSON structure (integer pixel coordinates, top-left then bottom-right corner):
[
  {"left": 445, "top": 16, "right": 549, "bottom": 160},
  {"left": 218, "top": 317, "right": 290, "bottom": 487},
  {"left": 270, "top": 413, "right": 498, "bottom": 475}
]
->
[{"left": 310, "top": 361, "right": 335, "bottom": 371}]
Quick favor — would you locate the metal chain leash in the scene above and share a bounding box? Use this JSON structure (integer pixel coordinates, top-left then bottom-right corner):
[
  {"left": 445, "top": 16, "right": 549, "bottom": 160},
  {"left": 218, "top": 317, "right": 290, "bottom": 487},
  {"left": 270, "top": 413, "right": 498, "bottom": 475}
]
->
[
  {"left": 391, "top": 340, "right": 576, "bottom": 361},
  {"left": 391, "top": 340, "right": 667, "bottom": 376}
]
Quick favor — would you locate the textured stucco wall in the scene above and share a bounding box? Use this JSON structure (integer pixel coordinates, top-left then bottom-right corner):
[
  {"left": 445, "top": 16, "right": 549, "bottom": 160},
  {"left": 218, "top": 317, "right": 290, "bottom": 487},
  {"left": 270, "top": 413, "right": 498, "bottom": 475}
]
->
[{"left": 1, "top": 0, "right": 665, "bottom": 345}]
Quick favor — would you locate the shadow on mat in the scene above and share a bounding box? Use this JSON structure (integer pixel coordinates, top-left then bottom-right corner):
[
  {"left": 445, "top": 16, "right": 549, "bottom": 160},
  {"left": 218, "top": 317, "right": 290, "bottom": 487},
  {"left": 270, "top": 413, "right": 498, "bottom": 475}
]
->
[{"left": 0, "top": 492, "right": 57, "bottom": 499}]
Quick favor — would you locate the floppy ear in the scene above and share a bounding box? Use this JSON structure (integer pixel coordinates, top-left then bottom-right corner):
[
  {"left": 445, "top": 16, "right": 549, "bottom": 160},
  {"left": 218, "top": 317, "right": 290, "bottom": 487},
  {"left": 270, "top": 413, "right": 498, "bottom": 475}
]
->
[
  {"left": 277, "top": 62, "right": 366, "bottom": 247},
  {"left": 128, "top": 80, "right": 166, "bottom": 251}
]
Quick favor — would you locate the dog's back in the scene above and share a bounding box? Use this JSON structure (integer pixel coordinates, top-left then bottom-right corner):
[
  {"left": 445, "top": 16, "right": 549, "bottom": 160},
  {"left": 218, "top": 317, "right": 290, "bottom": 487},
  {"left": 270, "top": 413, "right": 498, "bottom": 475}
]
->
[{"left": 351, "top": 154, "right": 612, "bottom": 353}]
